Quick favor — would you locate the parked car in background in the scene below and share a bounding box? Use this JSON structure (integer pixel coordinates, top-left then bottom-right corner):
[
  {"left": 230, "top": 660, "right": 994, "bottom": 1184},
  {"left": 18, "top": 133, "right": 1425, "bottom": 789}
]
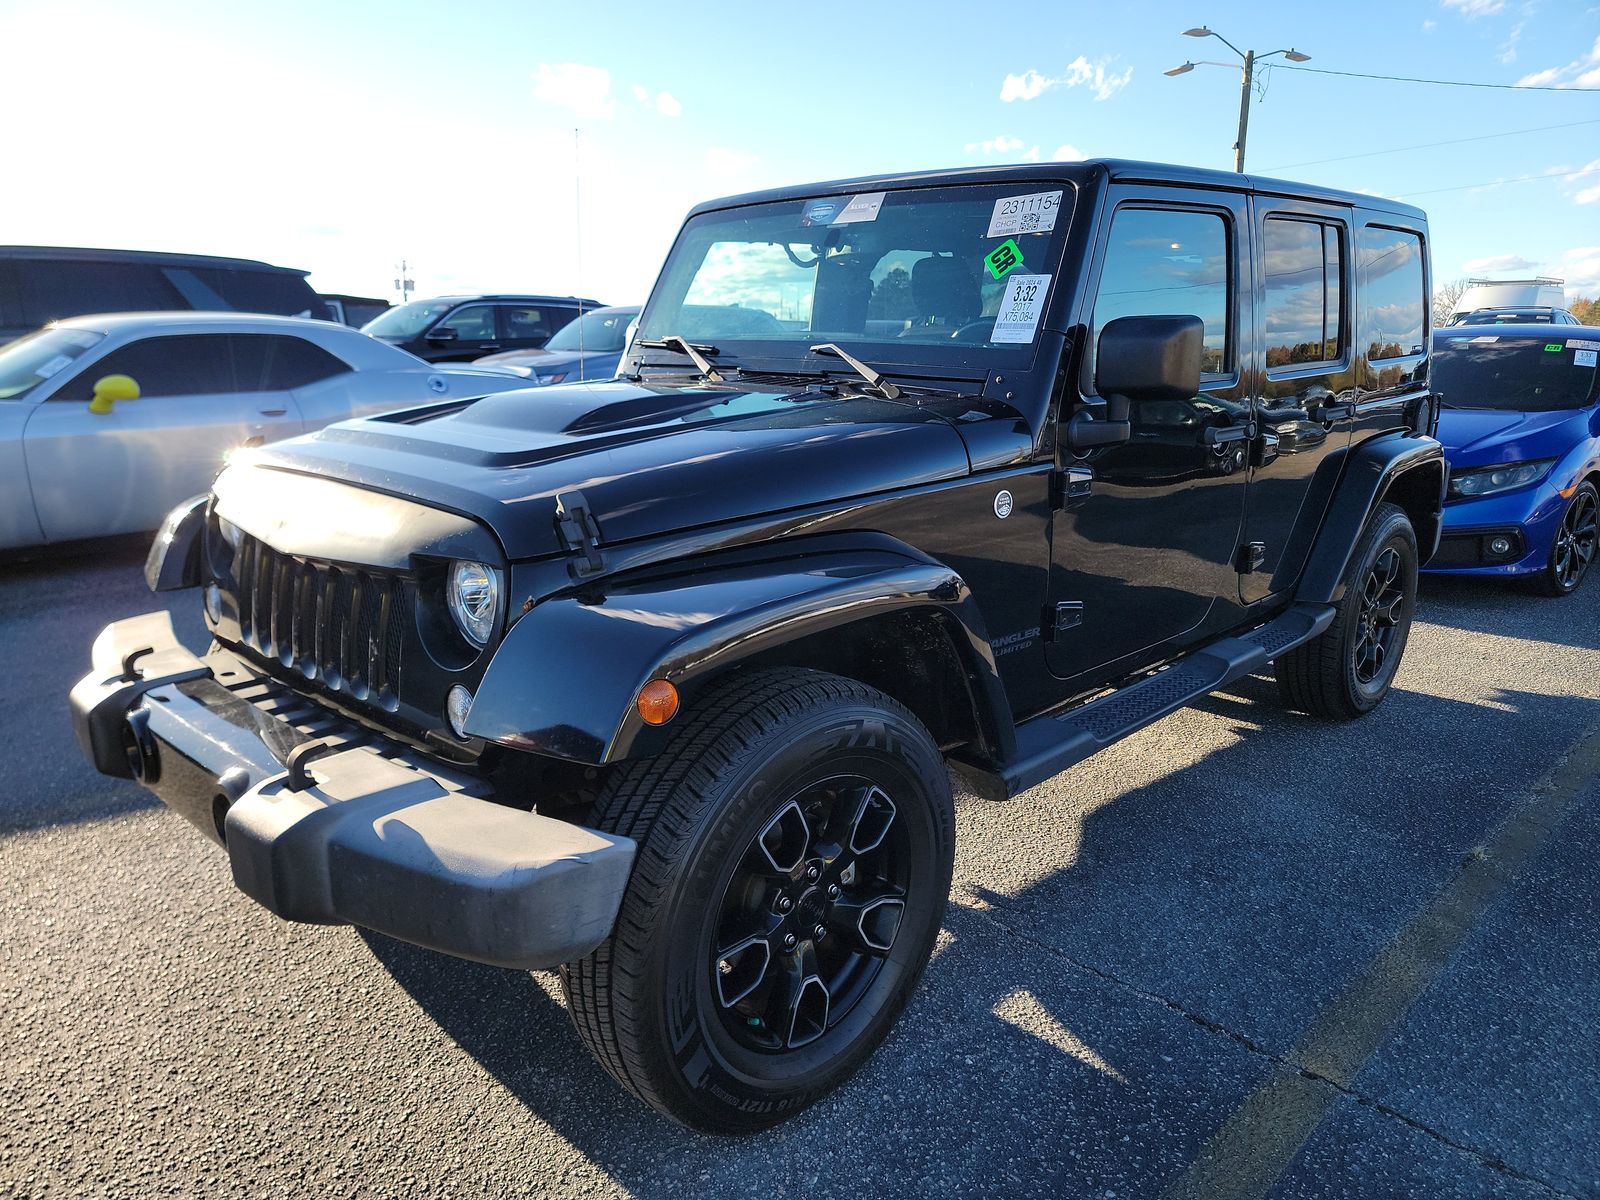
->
[
  {"left": 1445, "top": 307, "right": 1583, "bottom": 326},
  {"left": 1426, "top": 325, "right": 1600, "bottom": 594},
  {"left": 0, "top": 246, "right": 325, "bottom": 344},
  {"left": 320, "top": 293, "right": 390, "bottom": 327},
  {"left": 1449, "top": 276, "right": 1567, "bottom": 323},
  {"left": 474, "top": 304, "right": 641, "bottom": 383},
  {"left": 0, "top": 312, "right": 530, "bottom": 550},
  {"left": 361, "top": 293, "right": 604, "bottom": 362}
]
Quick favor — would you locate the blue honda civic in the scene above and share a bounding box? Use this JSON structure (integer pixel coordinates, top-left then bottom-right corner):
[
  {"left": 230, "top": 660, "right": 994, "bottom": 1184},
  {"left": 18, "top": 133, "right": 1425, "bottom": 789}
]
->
[{"left": 1426, "top": 324, "right": 1600, "bottom": 595}]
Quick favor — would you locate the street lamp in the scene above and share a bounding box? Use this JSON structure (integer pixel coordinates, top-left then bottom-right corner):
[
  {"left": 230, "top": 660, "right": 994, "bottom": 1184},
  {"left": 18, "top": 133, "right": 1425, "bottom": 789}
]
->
[{"left": 1166, "top": 26, "right": 1310, "bottom": 172}]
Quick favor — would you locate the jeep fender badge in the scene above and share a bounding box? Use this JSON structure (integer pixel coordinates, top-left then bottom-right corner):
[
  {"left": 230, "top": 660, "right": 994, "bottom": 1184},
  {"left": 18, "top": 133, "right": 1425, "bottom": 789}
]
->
[{"left": 994, "top": 490, "right": 1014, "bottom": 519}]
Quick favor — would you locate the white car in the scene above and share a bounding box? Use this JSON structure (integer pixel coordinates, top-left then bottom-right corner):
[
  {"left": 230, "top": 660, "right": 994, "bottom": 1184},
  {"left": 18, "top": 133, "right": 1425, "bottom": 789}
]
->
[{"left": 0, "top": 312, "right": 531, "bottom": 549}]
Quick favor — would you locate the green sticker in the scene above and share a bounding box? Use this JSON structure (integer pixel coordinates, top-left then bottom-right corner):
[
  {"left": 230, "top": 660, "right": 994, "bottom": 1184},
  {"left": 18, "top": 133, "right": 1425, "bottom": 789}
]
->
[
  {"left": 986, "top": 238, "right": 1024, "bottom": 280},
  {"left": 1544, "top": 343, "right": 1563, "bottom": 352}
]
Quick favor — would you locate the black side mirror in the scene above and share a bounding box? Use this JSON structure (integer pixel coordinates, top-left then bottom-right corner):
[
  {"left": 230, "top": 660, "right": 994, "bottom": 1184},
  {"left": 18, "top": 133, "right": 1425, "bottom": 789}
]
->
[
  {"left": 427, "top": 326, "right": 460, "bottom": 343},
  {"left": 1068, "top": 315, "right": 1204, "bottom": 451}
]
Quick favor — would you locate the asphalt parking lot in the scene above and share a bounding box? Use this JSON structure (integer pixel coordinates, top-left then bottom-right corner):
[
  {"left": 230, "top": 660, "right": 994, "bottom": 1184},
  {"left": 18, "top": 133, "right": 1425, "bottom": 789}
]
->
[{"left": 1, "top": 539, "right": 1596, "bottom": 1199}]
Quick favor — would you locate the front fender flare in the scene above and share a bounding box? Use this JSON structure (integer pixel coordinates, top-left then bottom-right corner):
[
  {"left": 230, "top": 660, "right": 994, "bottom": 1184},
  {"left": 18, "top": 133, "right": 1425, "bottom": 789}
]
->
[{"left": 464, "top": 545, "right": 1013, "bottom": 765}]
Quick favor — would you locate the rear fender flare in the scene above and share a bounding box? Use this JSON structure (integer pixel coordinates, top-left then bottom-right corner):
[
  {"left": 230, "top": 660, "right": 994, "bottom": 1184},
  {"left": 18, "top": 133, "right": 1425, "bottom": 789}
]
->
[
  {"left": 464, "top": 541, "right": 1014, "bottom": 765},
  {"left": 1297, "top": 433, "right": 1446, "bottom": 604}
]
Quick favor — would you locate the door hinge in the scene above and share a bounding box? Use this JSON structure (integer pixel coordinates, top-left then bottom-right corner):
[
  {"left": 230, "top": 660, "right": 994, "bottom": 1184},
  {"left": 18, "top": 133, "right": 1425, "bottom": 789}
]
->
[
  {"left": 554, "top": 489, "right": 606, "bottom": 580},
  {"left": 1042, "top": 601, "right": 1084, "bottom": 641},
  {"left": 1235, "top": 541, "right": 1267, "bottom": 574},
  {"left": 1050, "top": 465, "right": 1094, "bottom": 510}
]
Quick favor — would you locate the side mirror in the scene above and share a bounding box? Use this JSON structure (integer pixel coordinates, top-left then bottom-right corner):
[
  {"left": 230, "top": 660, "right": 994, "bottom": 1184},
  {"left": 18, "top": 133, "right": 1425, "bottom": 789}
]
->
[
  {"left": 1095, "top": 315, "right": 1203, "bottom": 401},
  {"left": 88, "top": 374, "right": 140, "bottom": 415},
  {"left": 427, "top": 326, "right": 460, "bottom": 343}
]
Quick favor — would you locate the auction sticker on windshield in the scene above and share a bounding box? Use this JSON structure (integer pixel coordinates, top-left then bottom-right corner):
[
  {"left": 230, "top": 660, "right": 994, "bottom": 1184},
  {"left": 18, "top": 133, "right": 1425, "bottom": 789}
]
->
[
  {"left": 801, "top": 193, "right": 885, "bottom": 226},
  {"left": 991, "top": 274, "right": 1050, "bottom": 343},
  {"left": 987, "top": 191, "right": 1062, "bottom": 238}
]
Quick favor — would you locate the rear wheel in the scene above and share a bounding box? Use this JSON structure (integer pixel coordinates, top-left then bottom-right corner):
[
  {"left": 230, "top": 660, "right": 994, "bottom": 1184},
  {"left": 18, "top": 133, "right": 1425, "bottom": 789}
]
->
[
  {"left": 561, "top": 668, "right": 954, "bottom": 1133},
  {"left": 1276, "top": 502, "right": 1417, "bottom": 719},
  {"left": 1528, "top": 481, "right": 1597, "bottom": 597}
]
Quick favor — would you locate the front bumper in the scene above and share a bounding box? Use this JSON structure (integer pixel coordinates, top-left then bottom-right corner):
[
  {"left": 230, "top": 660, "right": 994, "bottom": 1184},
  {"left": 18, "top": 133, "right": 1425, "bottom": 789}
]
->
[
  {"left": 1422, "top": 483, "right": 1565, "bottom": 577},
  {"left": 69, "top": 612, "right": 635, "bottom": 970}
]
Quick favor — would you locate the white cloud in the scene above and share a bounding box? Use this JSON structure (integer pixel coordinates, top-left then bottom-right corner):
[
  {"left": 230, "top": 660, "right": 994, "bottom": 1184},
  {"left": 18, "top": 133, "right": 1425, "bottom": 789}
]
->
[
  {"left": 1052, "top": 144, "right": 1086, "bottom": 162},
  {"left": 1463, "top": 254, "right": 1540, "bottom": 272},
  {"left": 1556, "top": 246, "right": 1600, "bottom": 295},
  {"left": 1441, "top": 0, "right": 1505, "bottom": 15},
  {"left": 1001, "top": 56, "right": 1132, "bottom": 104},
  {"left": 655, "top": 91, "right": 682, "bottom": 118},
  {"left": 1021, "top": 145, "right": 1041, "bottom": 162},
  {"left": 1573, "top": 158, "right": 1600, "bottom": 204},
  {"left": 964, "top": 134, "right": 1026, "bottom": 155},
  {"left": 631, "top": 84, "right": 649, "bottom": 103},
  {"left": 1422, "top": 18, "right": 1438, "bottom": 31},
  {"left": 1517, "top": 34, "right": 1600, "bottom": 88},
  {"left": 532, "top": 62, "right": 614, "bottom": 119}
]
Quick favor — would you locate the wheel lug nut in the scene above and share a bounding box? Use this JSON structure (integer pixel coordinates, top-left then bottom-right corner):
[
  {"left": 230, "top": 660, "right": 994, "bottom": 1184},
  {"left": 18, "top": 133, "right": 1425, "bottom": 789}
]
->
[
  {"left": 826, "top": 884, "right": 841, "bottom": 899},
  {"left": 777, "top": 896, "right": 793, "bottom": 913},
  {"left": 806, "top": 864, "right": 821, "bottom": 881},
  {"left": 813, "top": 924, "right": 827, "bottom": 941},
  {"left": 782, "top": 933, "right": 797, "bottom": 950}
]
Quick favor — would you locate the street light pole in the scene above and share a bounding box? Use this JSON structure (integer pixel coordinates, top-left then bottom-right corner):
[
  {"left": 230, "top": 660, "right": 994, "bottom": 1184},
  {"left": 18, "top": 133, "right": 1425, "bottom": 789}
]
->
[
  {"left": 1234, "top": 49, "right": 1253, "bottom": 173},
  {"left": 1165, "top": 28, "right": 1310, "bottom": 174}
]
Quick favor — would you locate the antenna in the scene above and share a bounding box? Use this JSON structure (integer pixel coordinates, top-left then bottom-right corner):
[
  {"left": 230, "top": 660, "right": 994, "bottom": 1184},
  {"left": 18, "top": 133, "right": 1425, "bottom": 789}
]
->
[{"left": 574, "top": 127, "right": 586, "bottom": 364}]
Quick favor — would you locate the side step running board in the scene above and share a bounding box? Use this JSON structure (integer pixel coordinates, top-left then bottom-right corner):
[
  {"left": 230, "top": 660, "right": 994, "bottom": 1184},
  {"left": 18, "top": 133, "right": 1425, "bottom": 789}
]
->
[{"left": 953, "top": 602, "right": 1335, "bottom": 800}]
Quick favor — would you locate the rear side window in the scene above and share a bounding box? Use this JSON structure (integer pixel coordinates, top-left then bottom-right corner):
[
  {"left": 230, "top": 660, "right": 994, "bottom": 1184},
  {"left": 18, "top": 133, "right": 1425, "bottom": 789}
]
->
[
  {"left": 19, "top": 262, "right": 185, "bottom": 327},
  {"left": 1358, "top": 226, "right": 1426, "bottom": 362},
  {"left": 1263, "top": 218, "right": 1345, "bottom": 367},
  {"left": 1093, "top": 207, "right": 1232, "bottom": 376},
  {"left": 501, "top": 306, "right": 552, "bottom": 340},
  {"left": 230, "top": 334, "right": 350, "bottom": 390},
  {"left": 51, "top": 334, "right": 235, "bottom": 399}
]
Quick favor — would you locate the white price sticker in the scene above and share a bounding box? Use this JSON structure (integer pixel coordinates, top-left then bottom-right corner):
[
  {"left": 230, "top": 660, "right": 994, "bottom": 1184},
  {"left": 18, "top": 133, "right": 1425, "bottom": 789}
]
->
[
  {"left": 1575, "top": 349, "right": 1598, "bottom": 368},
  {"left": 987, "top": 190, "right": 1062, "bottom": 238},
  {"left": 991, "top": 274, "right": 1050, "bottom": 344},
  {"left": 34, "top": 354, "right": 72, "bottom": 379}
]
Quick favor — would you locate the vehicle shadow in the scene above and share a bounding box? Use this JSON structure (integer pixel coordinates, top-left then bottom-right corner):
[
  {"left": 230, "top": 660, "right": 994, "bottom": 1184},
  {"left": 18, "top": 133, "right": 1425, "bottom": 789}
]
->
[
  {"left": 356, "top": 675, "right": 1600, "bottom": 1197},
  {"left": 1415, "top": 573, "right": 1600, "bottom": 651}
]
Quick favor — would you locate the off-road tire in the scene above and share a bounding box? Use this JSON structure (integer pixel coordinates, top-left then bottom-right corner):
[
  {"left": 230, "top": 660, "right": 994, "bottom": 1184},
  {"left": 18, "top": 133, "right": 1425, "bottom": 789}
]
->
[
  {"left": 560, "top": 668, "right": 954, "bottom": 1134},
  {"left": 1526, "top": 481, "right": 1597, "bottom": 597},
  {"left": 1276, "top": 502, "right": 1418, "bottom": 719}
]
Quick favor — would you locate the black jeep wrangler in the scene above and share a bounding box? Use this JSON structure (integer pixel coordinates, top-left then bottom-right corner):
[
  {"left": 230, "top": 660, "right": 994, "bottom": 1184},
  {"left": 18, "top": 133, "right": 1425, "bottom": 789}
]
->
[{"left": 72, "top": 161, "right": 1443, "bottom": 1133}]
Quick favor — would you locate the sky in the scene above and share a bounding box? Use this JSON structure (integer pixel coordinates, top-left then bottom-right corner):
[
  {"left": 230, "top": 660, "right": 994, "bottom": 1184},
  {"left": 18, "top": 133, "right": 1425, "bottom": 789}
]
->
[{"left": 2, "top": 0, "right": 1598, "bottom": 307}]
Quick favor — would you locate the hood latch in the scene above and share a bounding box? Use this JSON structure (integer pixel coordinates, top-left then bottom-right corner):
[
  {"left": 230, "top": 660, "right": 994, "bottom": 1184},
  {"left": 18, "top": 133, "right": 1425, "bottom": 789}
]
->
[{"left": 554, "top": 490, "right": 606, "bottom": 580}]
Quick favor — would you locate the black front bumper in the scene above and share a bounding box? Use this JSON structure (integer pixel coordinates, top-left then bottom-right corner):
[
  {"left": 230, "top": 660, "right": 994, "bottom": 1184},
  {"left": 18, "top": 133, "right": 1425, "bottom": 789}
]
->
[{"left": 69, "top": 613, "right": 635, "bottom": 970}]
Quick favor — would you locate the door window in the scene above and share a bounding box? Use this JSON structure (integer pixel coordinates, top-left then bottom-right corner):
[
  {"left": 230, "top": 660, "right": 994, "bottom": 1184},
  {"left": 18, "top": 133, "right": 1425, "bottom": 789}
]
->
[
  {"left": 51, "top": 334, "right": 235, "bottom": 399},
  {"left": 438, "top": 305, "right": 496, "bottom": 340},
  {"left": 1357, "top": 227, "right": 1426, "bottom": 361},
  {"left": 1093, "top": 208, "right": 1231, "bottom": 377},
  {"left": 500, "top": 306, "right": 552, "bottom": 342},
  {"left": 1263, "top": 218, "right": 1345, "bottom": 367}
]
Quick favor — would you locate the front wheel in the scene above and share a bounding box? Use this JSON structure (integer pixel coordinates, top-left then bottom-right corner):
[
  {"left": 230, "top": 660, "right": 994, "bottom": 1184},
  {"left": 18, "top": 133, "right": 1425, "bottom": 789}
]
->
[
  {"left": 1528, "top": 481, "right": 1597, "bottom": 597},
  {"left": 1276, "top": 502, "right": 1418, "bottom": 720},
  {"left": 561, "top": 668, "right": 955, "bottom": 1133}
]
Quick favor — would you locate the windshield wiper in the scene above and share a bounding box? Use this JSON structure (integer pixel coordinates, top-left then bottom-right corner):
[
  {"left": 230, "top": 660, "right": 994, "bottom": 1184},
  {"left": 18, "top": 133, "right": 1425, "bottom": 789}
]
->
[
  {"left": 633, "top": 335, "right": 725, "bottom": 382},
  {"left": 808, "top": 343, "right": 900, "bottom": 400}
]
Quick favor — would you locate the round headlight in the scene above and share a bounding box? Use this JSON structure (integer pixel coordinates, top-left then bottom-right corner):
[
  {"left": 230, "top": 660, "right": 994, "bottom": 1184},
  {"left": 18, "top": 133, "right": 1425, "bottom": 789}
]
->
[{"left": 446, "top": 560, "right": 499, "bottom": 647}]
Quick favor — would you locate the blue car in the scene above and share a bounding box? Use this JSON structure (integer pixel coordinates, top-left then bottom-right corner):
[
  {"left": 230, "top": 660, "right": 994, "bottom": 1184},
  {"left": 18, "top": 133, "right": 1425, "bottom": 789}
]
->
[{"left": 1427, "top": 324, "right": 1600, "bottom": 595}]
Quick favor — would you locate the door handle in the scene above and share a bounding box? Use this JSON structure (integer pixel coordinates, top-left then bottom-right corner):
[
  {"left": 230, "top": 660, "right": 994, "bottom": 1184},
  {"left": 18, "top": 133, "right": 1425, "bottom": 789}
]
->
[
  {"left": 479, "top": 343, "right": 500, "bottom": 351},
  {"left": 1203, "top": 422, "right": 1254, "bottom": 446},
  {"left": 1313, "top": 401, "right": 1356, "bottom": 424},
  {"left": 258, "top": 406, "right": 287, "bottom": 417}
]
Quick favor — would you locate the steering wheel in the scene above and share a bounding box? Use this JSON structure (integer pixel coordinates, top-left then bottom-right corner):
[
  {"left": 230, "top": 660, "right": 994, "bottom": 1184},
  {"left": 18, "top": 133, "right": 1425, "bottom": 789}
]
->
[{"left": 951, "top": 319, "right": 995, "bottom": 343}]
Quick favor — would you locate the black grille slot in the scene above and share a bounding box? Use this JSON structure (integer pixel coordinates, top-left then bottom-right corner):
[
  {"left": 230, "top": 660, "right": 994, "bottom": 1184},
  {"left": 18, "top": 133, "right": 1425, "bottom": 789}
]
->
[{"left": 234, "top": 535, "right": 407, "bottom": 708}]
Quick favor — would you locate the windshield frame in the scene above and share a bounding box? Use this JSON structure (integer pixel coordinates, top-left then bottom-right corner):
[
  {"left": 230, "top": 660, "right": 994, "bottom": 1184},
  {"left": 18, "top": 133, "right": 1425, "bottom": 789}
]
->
[
  {"left": 1432, "top": 332, "right": 1600, "bottom": 413},
  {"left": 629, "top": 180, "right": 1077, "bottom": 378}
]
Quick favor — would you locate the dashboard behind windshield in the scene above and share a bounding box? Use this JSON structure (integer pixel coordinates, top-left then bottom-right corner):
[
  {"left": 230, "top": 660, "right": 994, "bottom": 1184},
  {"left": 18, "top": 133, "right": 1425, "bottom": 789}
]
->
[{"left": 636, "top": 182, "right": 1074, "bottom": 371}]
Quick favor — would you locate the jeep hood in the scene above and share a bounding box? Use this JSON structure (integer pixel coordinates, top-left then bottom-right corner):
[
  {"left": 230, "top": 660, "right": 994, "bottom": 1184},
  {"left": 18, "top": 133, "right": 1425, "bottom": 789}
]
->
[
  {"left": 233, "top": 379, "right": 977, "bottom": 561},
  {"left": 1435, "top": 407, "right": 1589, "bottom": 467}
]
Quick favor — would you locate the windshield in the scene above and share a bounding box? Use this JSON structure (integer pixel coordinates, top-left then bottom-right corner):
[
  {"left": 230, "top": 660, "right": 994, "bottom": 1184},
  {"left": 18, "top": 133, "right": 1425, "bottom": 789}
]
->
[
  {"left": 1433, "top": 334, "right": 1599, "bottom": 412},
  {"left": 362, "top": 299, "right": 456, "bottom": 339},
  {"left": 635, "top": 182, "right": 1074, "bottom": 372},
  {"left": 0, "top": 327, "right": 107, "bottom": 400},
  {"left": 545, "top": 307, "right": 639, "bottom": 353}
]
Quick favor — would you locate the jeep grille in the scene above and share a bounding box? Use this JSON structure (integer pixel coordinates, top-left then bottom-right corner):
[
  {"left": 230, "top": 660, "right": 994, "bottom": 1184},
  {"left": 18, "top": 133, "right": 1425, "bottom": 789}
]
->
[{"left": 233, "top": 533, "right": 411, "bottom": 708}]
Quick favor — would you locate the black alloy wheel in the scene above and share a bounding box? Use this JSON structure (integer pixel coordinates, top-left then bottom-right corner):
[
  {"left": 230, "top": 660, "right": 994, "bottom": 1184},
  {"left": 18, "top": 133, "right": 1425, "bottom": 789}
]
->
[
  {"left": 711, "top": 778, "right": 908, "bottom": 1053},
  {"left": 561, "top": 668, "right": 954, "bottom": 1134},
  {"left": 1353, "top": 546, "right": 1406, "bottom": 685},
  {"left": 1533, "top": 482, "right": 1598, "bottom": 596}
]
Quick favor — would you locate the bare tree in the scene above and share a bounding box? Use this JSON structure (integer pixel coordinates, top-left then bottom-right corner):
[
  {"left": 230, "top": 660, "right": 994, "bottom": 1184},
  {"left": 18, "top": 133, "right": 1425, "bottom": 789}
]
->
[{"left": 1431, "top": 278, "right": 1470, "bottom": 328}]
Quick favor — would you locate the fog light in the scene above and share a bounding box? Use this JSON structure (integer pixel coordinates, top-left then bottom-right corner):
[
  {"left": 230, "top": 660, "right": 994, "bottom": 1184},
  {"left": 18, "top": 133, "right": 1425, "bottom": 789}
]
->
[
  {"left": 446, "top": 685, "right": 474, "bottom": 739},
  {"left": 204, "top": 583, "right": 222, "bottom": 623},
  {"left": 1489, "top": 536, "right": 1512, "bottom": 556}
]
